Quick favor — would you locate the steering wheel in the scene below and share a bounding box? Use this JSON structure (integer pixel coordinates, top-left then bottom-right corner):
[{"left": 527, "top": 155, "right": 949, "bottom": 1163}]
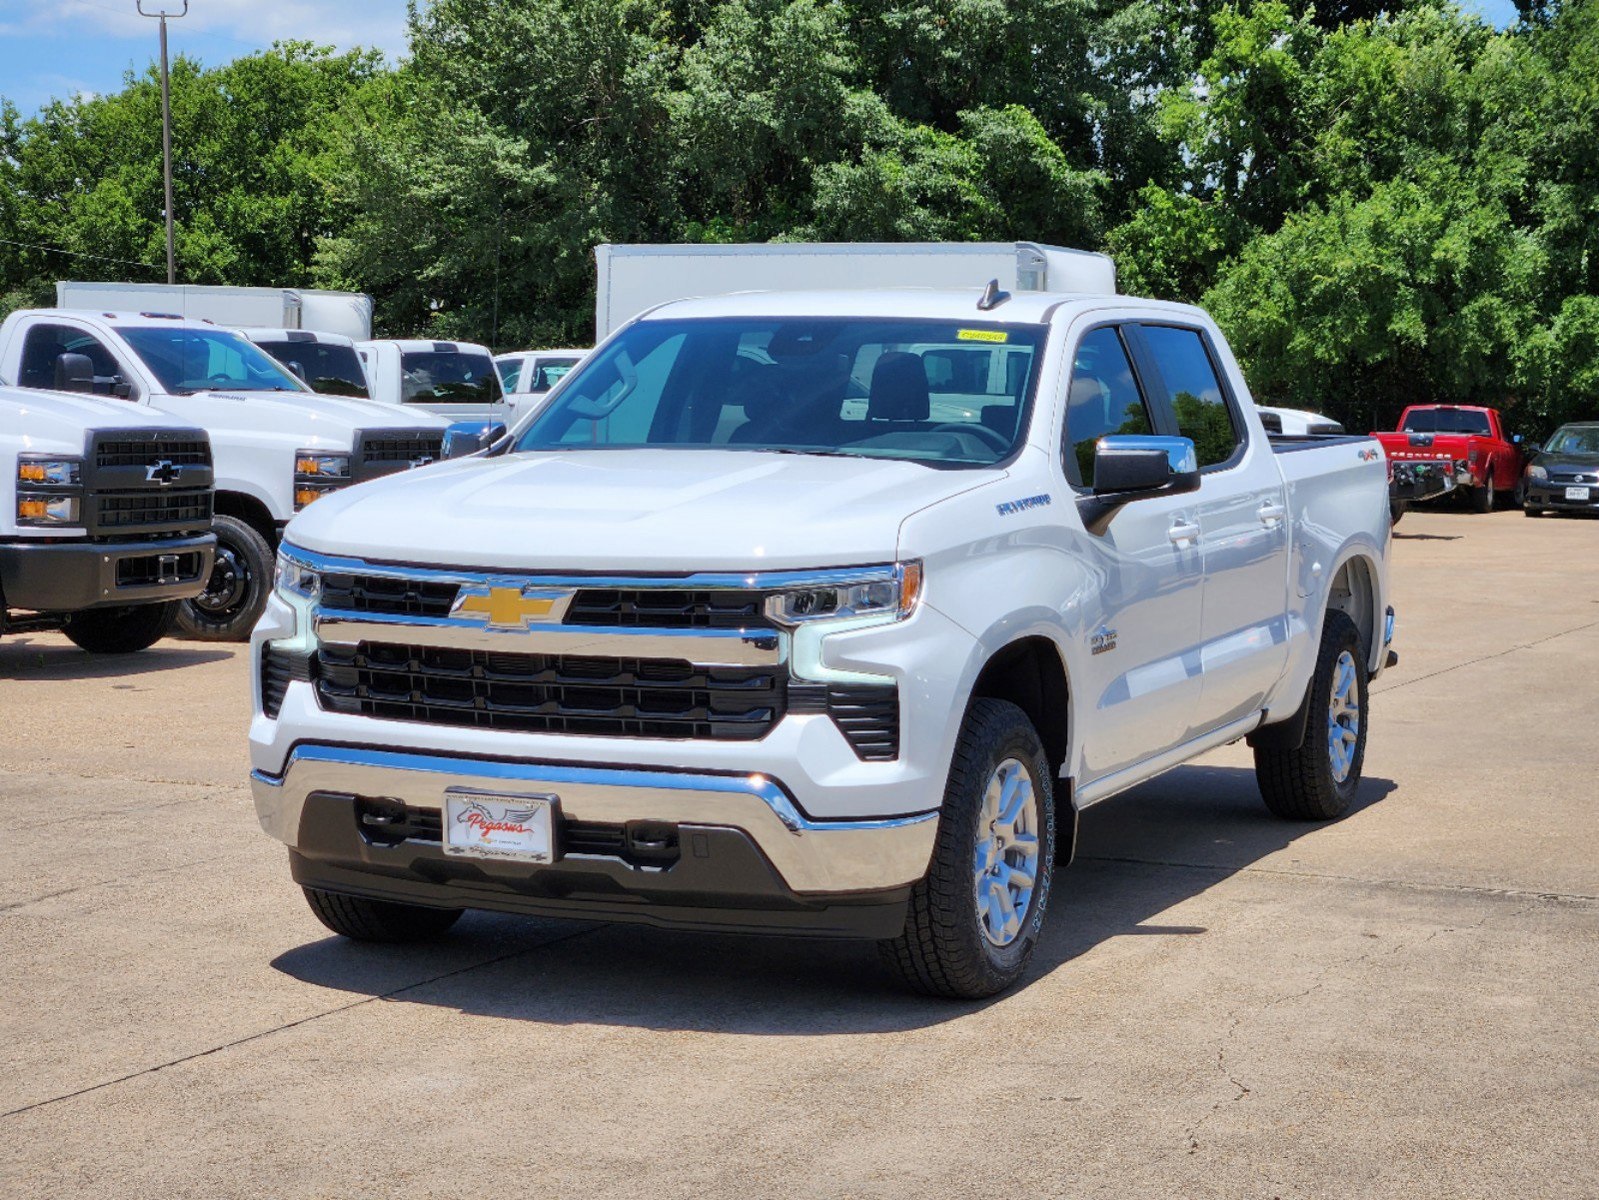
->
[
  {"left": 929, "top": 422, "right": 1011, "bottom": 453},
  {"left": 210, "top": 373, "right": 233, "bottom": 385}
]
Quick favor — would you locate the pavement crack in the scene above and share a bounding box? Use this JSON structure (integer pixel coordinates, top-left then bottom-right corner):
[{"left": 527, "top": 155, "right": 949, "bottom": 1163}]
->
[
  {"left": 0, "top": 923, "right": 603, "bottom": 1121},
  {"left": 1373, "top": 618, "right": 1599, "bottom": 695}
]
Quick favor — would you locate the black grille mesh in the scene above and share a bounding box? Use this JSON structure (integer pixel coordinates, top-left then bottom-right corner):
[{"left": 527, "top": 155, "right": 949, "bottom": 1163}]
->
[
  {"left": 95, "top": 491, "right": 213, "bottom": 529},
  {"left": 360, "top": 433, "right": 444, "bottom": 463},
  {"left": 566, "top": 588, "right": 772, "bottom": 630},
  {"left": 792, "top": 682, "right": 900, "bottom": 761},
  {"left": 315, "top": 641, "right": 784, "bottom": 741},
  {"left": 321, "top": 572, "right": 459, "bottom": 618},
  {"left": 94, "top": 438, "right": 210, "bottom": 468}
]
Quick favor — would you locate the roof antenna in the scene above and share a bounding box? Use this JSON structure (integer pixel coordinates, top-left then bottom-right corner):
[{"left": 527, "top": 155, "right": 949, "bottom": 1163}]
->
[{"left": 977, "top": 278, "right": 1010, "bottom": 311}]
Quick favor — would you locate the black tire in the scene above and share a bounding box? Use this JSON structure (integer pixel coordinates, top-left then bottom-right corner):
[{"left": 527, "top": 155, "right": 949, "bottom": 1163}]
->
[
  {"left": 302, "top": 887, "right": 463, "bottom": 943},
  {"left": 61, "top": 601, "right": 179, "bottom": 654},
  {"left": 1471, "top": 473, "right": 1496, "bottom": 513},
  {"left": 880, "top": 698, "right": 1056, "bottom": 999},
  {"left": 1389, "top": 500, "right": 1405, "bottom": 527},
  {"left": 1254, "top": 610, "right": 1368, "bottom": 821},
  {"left": 1524, "top": 505, "right": 1544, "bottom": 518},
  {"left": 174, "top": 513, "right": 272, "bottom": 641}
]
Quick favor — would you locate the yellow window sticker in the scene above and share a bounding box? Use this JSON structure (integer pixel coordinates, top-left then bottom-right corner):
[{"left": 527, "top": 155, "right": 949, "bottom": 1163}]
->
[{"left": 956, "top": 329, "right": 1008, "bottom": 343}]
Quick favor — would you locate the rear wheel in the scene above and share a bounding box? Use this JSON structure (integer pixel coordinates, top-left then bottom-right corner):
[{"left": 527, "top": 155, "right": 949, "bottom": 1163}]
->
[
  {"left": 1254, "top": 610, "right": 1368, "bottom": 821},
  {"left": 1471, "top": 471, "right": 1496, "bottom": 513},
  {"left": 174, "top": 514, "right": 272, "bottom": 641},
  {"left": 880, "top": 698, "right": 1056, "bottom": 999},
  {"left": 302, "top": 887, "right": 462, "bottom": 943},
  {"left": 61, "top": 601, "right": 178, "bottom": 654}
]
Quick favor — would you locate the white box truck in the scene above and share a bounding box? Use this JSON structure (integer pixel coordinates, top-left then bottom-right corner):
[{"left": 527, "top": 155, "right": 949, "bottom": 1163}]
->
[
  {"left": 592, "top": 241, "right": 1118, "bottom": 341},
  {"left": 56, "top": 283, "right": 375, "bottom": 342}
]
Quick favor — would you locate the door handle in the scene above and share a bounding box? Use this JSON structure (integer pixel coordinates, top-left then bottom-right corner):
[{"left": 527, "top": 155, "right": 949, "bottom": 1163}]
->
[
  {"left": 1259, "top": 502, "right": 1287, "bottom": 525},
  {"left": 1168, "top": 520, "right": 1200, "bottom": 547}
]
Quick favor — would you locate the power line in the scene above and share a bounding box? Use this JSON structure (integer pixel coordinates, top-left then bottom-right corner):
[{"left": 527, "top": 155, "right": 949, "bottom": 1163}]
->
[{"left": 0, "top": 236, "right": 164, "bottom": 273}]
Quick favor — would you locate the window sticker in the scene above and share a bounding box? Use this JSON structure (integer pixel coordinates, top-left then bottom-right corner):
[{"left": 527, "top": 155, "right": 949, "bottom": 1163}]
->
[{"left": 956, "top": 329, "right": 1008, "bottom": 344}]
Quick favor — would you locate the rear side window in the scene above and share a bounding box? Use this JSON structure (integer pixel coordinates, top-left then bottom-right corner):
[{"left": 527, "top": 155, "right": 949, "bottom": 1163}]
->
[
  {"left": 496, "top": 358, "right": 523, "bottom": 391},
  {"left": 1063, "top": 326, "right": 1155, "bottom": 488},
  {"left": 1139, "top": 325, "right": 1241, "bottom": 470}
]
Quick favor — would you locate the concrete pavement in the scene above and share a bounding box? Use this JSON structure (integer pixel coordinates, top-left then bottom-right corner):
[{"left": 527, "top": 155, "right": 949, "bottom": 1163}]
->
[{"left": 2, "top": 505, "right": 1595, "bottom": 1198}]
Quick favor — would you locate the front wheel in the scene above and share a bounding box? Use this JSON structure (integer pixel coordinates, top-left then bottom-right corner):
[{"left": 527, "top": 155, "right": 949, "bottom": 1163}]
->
[
  {"left": 880, "top": 698, "right": 1056, "bottom": 999},
  {"left": 174, "top": 514, "right": 272, "bottom": 641},
  {"left": 1254, "top": 610, "right": 1368, "bottom": 821},
  {"left": 61, "top": 601, "right": 179, "bottom": 654},
  {"left": 302, "top": 887, "right": 463, "bottom": 943}
]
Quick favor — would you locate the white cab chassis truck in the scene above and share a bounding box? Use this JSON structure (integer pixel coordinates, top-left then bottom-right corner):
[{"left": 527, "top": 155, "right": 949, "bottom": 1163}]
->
[
  {"left": 494, "top": 348, "right": 588, "bottom": 404},
  {"left": 56, "top": 282, "right": 374, "bottom": 341},
  {"left": 0, "top": 385, "right": 216, "bottom": 652},
  {"left": 252, "top": 278, "right": 1395, "bottom": 998},
  {"left": 0, "top": 311, "right": 450, "bottom": 641}
]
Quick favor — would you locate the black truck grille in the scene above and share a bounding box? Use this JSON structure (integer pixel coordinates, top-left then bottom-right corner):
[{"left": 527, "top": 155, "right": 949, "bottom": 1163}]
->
[
  {"left": 95, "top": 490, "right": 213, "bottom": 529},
  {"left": 321, "top": 572, "right": 459, "bottom": 618},
  {"left": 94, "top": 437, "right": 210, "bottom": 468},
  {"left": 260, "top": 646, "right": 314, "bottom": 719},
  {"left": 315, "top": 642, "right": 784, "bottom": 741},
  {"left": 359, "top": 432, "right": 444, "bottom": 465},
  {"left": 566, "top": 588, "right": 772, "bottom": 630},
  {"left": 791, "top": 682, "right": 900, "bottom": 761}
]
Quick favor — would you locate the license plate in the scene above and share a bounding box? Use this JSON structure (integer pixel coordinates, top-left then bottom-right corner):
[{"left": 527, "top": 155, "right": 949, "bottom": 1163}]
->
[
  {"left": 442, "top": 791, "right": 556, "bottom": 863},
  {"left": 1566, "top": 486, "right": 1590, "bottom": 501}
]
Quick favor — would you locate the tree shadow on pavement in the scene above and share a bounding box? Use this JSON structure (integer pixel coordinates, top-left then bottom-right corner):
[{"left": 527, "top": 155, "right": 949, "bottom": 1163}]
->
[
  {"left": 271, "top": 764, "right": 1395, "bottom": 1035},
  {"left": 0, "top": 638, "right": 232, "bottom": 679}
]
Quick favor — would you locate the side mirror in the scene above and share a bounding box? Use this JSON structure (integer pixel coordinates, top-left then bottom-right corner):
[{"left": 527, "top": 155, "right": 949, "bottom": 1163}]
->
[
  {"left": 53, "top": 352, "right": 95, "bottom": 394},
  {"left": 442, "top": 420, "right": 509, "bottom": 460},
  {"left": 1079, "top": 435, "right": 1200, "bottom": 534},
  {"left": 285, "top": 360, "right": 308, "bottom": 382}
]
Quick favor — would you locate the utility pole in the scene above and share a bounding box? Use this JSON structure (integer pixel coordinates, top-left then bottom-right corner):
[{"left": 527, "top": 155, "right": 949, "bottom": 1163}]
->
[{"left": 137, "top": 1, "right": 188, "bottom": 284}]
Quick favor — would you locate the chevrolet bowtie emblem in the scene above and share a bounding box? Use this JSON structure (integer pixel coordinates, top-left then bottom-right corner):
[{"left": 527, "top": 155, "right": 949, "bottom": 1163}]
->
[{"left": 450, "top": 586, "right": 571, "bottom": 629}]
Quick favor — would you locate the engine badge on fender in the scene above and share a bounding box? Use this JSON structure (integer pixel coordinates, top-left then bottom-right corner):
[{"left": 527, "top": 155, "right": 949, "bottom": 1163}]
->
[{"left": 996, "top": 494, "right": 1052, "bottom": 516}]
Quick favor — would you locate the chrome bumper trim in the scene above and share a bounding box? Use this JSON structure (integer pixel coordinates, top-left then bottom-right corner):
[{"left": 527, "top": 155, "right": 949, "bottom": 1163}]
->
[
  {"left": 251, "top": 745, "right": 937, "bottom": 895},
  {"left": 313, "top": 611, "right": 783, "bottom": 666}
]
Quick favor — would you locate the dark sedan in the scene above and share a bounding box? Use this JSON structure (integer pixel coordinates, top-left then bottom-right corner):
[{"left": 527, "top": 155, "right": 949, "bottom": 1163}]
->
[{"left": 1524, "top": 422, "right": 1599, "bottom": 516}]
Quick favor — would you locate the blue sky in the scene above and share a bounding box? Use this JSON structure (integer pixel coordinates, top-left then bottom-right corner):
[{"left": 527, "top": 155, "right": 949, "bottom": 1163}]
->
[
  {"left": 0, "top": 0, "right": 411, "bottom": 114},
  {"left": 0, "top": 0, "right": 1522, "bottom": 117}
]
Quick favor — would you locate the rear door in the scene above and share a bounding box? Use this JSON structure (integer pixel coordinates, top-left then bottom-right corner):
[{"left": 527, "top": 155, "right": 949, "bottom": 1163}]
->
[
  {"left": 1060, "top": 321, "right": 1206, "bottom": 781},
  {"left": 1130, "top": 322, "right": 1291, "bottom": 734}
]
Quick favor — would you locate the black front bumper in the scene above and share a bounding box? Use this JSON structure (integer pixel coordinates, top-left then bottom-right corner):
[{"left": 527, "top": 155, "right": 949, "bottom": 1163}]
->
[
  {"left": 289, "top": 792, "right": 911, "bottom": 939},
  {"left": 1526, "top": 485, "right": 1599, "bottom": 513},
  {"left": 0, "top": 532, "right": 216, "bottom": 612}
]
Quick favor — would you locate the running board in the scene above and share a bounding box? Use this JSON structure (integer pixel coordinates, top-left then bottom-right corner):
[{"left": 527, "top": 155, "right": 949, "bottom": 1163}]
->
[{"left": 1073, "top": 712, "right": 1264, "bottom": 809}]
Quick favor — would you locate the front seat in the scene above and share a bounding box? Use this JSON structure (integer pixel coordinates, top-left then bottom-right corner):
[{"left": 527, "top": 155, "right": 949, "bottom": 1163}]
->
[{"left": 867, "top": 351, "right": 931, "bottom": 428}]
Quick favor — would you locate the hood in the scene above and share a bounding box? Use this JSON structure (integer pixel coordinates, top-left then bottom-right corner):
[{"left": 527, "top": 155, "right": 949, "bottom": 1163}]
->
[
  {"left": 146, "top": 388, "right": 449, "bottom": 449},
  {"left": 286, "top": 449, "right": 1000, "bottom": 572},
  {"left": 0, "top": 385, "right": 197, "bottom": 455},
  {"left": 1535, "top": 449, "right": 1599, "bottom": 472}
]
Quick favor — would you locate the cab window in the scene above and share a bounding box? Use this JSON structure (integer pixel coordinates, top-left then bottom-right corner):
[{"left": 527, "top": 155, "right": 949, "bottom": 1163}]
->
[
  {"left": 17, "top": 323, "right": 130, "bottom": 396},
  {"left": 1063, "top": 326, "right": 1155, "bottom": 488},
  {"left": 1138, "top": 325, "right": 1241, "bottom": 470}
]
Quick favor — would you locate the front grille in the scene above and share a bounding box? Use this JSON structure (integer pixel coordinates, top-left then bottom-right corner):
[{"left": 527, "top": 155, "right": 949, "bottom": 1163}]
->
[
  {"left": 94, "top": 490, "right": 213, "bottom": 529},
  {"left": 566, "top": 588, "right": 772, "bottom": 630},
  {"left": 360, "top": 432, "right": 444, "bottom": 464},
  {"left": 315, "top": 641, "right": 784, "bottom": 740},
  {"left": 94, "top": 437, "right": 210, "bottom": 468},
  {"left": 321, "top": 572, "right": 460, "bottom": 618},
  {"left": 1551, "top": 471, "right": 1598, "bottom": 484}
]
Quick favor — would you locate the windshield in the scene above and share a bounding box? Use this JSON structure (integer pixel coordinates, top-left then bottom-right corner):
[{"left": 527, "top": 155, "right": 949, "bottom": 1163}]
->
[
  {"left": 121, "top": 326, "right": 306, "bottom": 394},
  {"left": 1401, "top": 408, "right": 1491, "bottom": 435},
  {"left": 511, "top": 318, "right": 1044, "bottom": 467},
  {"left": 254, "top": 339, "right": 369, "bottom": 398},
  {"left": 400, "top": 351, "right": 503, "bottom": 404},
  {"left": 1544, "top": 426, "right": 1599, "bottom": 455}
]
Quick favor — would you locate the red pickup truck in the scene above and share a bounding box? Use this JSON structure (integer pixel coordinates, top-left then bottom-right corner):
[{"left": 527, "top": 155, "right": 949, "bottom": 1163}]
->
[{"left": 1373, "top": 405, "right": 1527, "bottom": 513}]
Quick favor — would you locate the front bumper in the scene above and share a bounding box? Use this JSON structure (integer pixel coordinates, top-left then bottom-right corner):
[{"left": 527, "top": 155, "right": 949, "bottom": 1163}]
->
[
  {"left": 1525, "top": 484, "right": 1599, "bottom": 512},
  {"left": 0, "top": 532, "right": 216, "bottom": 612},
  {"left": 252, "top": 744, "right": 936, "bottom": 936}
]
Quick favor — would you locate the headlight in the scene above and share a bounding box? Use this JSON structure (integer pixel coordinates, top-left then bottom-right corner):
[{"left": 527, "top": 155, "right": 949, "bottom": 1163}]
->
[
  {"left": 1527, "top": 464, "right": 1548, "bottom": 482},
  {"left": 274, "top": 550, "right": 321, "bottom": 601},
  {"left": 17, "top": 455, "right": 83, "bottom": 525},
  {"left": 766, "top": 561, "right": 923, "bottom": 626},
  {"left": 17, "top": 494, "right": 80, "bottom": 524},
  {"left": 18, "top": 458, "right": 81, "bottom": 486},
  {"left": 294, "top": 453, "right": 350, "bottom": 478}
]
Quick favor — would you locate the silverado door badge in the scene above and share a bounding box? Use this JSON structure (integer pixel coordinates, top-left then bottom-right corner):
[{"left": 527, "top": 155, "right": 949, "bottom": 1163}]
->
[{"left": 1090, "top": 626, "right": 1118, "bottom": 655}]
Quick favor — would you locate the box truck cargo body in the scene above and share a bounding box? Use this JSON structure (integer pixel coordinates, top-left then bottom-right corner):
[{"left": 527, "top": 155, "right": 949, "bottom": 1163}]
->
[
  {"left": 55, "top": 283, "right": 374, "bottom": 342},
  {"left": 592, "top": 242, "right": 1117, "bottom": 340}
]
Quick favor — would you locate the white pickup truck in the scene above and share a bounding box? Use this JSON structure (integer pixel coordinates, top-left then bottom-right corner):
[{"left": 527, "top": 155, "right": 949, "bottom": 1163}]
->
[
  {"left": 1, "top": 385, "right": 216, "bottom": 652},
  {"left": 354, "top": 338, "right": 511, "bottom": 423},
  {"left": 0, "top": 310, "right": 451, "bottom": 640},
  {"left": 250, "top": 281, "right": 1394, "bottom": 998}
]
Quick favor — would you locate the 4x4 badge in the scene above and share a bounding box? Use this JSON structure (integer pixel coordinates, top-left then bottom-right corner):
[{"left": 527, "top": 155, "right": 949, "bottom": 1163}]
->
[{"left": 450, "top": 585, "right": 573, "bottom": 630}]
